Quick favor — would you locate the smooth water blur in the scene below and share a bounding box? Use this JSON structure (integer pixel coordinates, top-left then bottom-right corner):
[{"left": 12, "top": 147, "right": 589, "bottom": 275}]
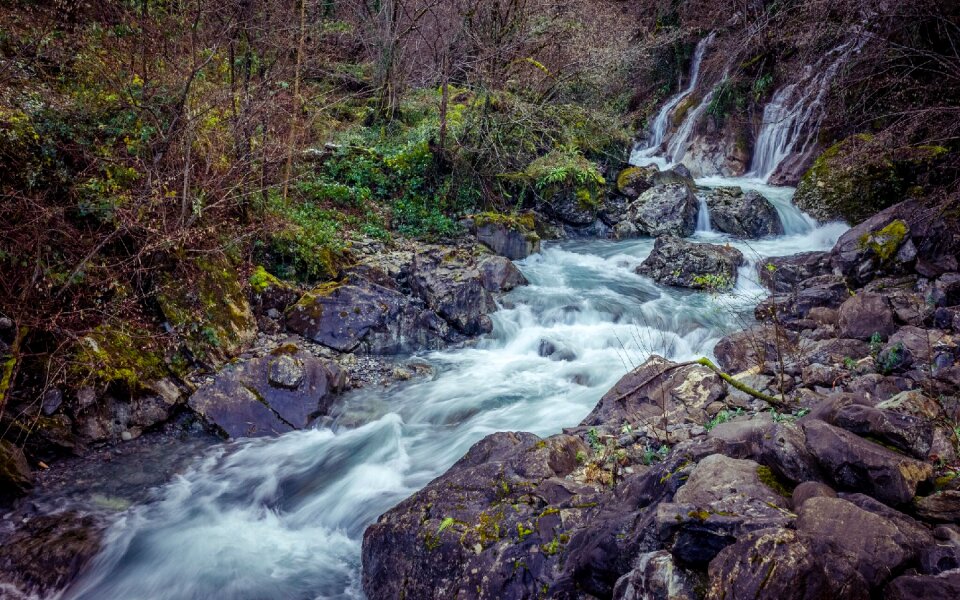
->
[{"left": 61, "top": 213, "right": 845, "bottom": 599}]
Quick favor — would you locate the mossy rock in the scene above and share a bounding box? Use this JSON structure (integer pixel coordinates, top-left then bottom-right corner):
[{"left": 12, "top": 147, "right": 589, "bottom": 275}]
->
[
  {"left": 70, "top": 324, "right": 169, "bottom": 391},
  {"left": 157, "top": 256, "right": 257, "bottom": 366},
  {"left": 615, "top": 165, "right": 658, "bottom": 199},
  {"left": 858, "top": 219, "right": 909, "bottom": 262},
  {"left": 794, "top": 135, "right": 947, "bottom": 224},
  {"left": 249, "top": 265, "right": 300, "bottom": 312},
  {"left": 472, "top": 211, "right": 535, "bottom": 233}
]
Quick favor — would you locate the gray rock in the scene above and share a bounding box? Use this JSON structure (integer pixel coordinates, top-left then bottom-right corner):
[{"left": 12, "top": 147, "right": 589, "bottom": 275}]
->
[
  {"left": 188, "top": 346, "right": 345, "bottom": 438},
  {"left": 833, "top": 403, "right": 933, "bottom": 459},
  {"left": 838, "top": 293, "right": 896, "bottom": 341},
  {"left": 885, "top": 570, "right": 960, "bottom": 600},
  {"left": 703, "top": 187, "right": 784, "bottom": 238},
  {"left": 637, "top": 236, "right": 744, "bottom": 290},
  {"left": 612, "top": 220, "right": 638, "bottom": 239},
  {"left": 791, "top": 481, "right": 837, "bottom": 510},
  {"left": 613, "top": 551, "right": 700, "bottom": 600},
  {"left": 409, "top": 248, "right": 499, "bottom": 335},
  {"left": 756, "top": 275, "right": 850, "bottom": 324},
  {"left": 476, "top": 222, "right": 541, "bottom": 260},
  {"left": 915, "top": 491, "right": 960, "bottom": 523},
  {"left": 0, "top": 440, "right": 33, "bottom": 504},
  {"left": 41, "top": 388, "right": 63, "bottom": 416},
  {"left": 628, "top": 184, "right": 698, "bottom": 237},
  {"left": 757, "top": 252, "right": 831, "bottom": 293}
]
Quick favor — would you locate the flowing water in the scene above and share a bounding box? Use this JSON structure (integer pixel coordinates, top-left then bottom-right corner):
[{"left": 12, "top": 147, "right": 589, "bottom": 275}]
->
[{"left": 44, "top": 33, "right": 853, "bottom": 600}]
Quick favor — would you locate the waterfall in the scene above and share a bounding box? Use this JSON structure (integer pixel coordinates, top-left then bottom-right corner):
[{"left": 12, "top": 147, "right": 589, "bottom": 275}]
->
[
  {"left": 664, "top": 77, "right": 723, "bottom": 165},
  {"left": 695, "top": 196, "right": 713, "bottom": 232},
  {"left": 749, "top": 36, "right": 865, "bottom": 181},
  {"left": 631, "top": 33, "right": 716, "bottom": 164}
]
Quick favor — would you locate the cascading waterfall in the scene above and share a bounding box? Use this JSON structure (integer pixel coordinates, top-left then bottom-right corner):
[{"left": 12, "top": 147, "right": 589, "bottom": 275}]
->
[
  {"left": 631, "top": 32, "right": 716, "bottom": 165},
  {"left": 749, "top": 36, "right": 865, "bottom": 181},
  {"left": 695, "top": 196, "right": 713, "bottom": 232}
]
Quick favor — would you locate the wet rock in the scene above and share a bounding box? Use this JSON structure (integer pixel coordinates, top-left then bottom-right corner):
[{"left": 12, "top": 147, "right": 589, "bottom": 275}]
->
[
  {"left": 833, "top": 403, "right": 933, "bottom": 459},
  {"left": 41, "top": 388, "right": 63, "bottom": 416},
  {"left": 188, "top": 345, "right": 345, "bottom": 438},
  {"left": 582, "top": 355, "right": 726, "bottom": 433},
  {"left": 706, "top": 527, "right": 864, "bottom": 600},
  {"left": 803, "top": 419, "right": 933, "bottom": 506},
  {"left": 636, "top": 236, "right": 744, "bottom": 290},
  {"left": 755, "top": 275, "right": 849, "bottom": 324},
  {"left": 478, "top": 255, "right": 527, "bottom": 293},
  {"left": 615, "top": 165, "right": 659, "bottom": 199},
  {"left": 612, "top": 550, "right": 700, "bottom": 600},
  {"left": 0, "top": 440, "right": 33, "bottom": 504},
  {"left": 714, "top": 327, "right": 795, "bottom": 374},
  {"left": 703, "top": 187, "right": 783, "bottom": 238},
  {"left": 409, "top": 248, "right": 499, "bottom": 335},
  {"left": 0, "top": 512, "right": 103, "bottom": 597},
  {"left": 885, "top": 570, "right": 960, "bottom": 600},
  {"left": 757, "top": 252, "right": 832, "bottom": 293},
  {"left": 475, "top": 221, "right": 541, "bottom": 260},
  {"left": 627, "top": 184, "right": 698, "bottom": 237},
  {"left": 797, "top": 496, "right": 922, "bottom": 587},
  {"left": 838, "top": 293, "right": 896, "bottom": 340},
  {"left": 249, "top": 265, "right": 300, "bottom": 313},
  {"left": 915, "top": 491, "right": 960, "bottom": 523},
  {"left": 612, "top": 220, "right": 638, "bottom": 239},
  {"left": 920, "top": 543, "right": 960, "bottom": 575},
  {"left": 657, "top": 454, "right": 792, "bottom": 566}
]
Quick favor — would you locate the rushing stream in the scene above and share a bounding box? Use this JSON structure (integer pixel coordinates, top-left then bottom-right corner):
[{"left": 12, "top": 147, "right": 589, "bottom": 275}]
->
[{"left": 44, "top": 31, "right": 859, "bottom": 600}]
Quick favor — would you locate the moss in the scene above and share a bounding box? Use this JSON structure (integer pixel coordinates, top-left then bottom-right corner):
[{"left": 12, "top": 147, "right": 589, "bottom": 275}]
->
[
  {"left": 616, "top": 167, "right": 642, "bottom": 193},
  {"left": 756, "top": 465, "right": 793, "bottom": 498},
  {"left": 672, "top": 96, "right": 697, "bottom": 126},
  {"left": 473, "top": 211, "right": 535, "bottom": 232},
  {"left": 859, "top": 219, "right": 908, "bottom": 262},
  {"left": 157, "top": 256, "right": 256, "bottom": 365},
  {"left": 71, "top": 324, "right": 168, "bottom": 390},
  {"left": 249, "top": 265, "right": 283, "bottom": 294}
]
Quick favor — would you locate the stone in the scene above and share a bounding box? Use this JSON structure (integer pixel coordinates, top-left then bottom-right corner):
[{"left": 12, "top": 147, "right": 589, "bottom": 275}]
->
[
  {"left": 249, "top": 265, "right": 300, "bottom": 313},
  {"left": 409, "top": 248, "right": 499, "bottom": 335},
  {"left": 612, "top": 220, "right": 638, "bottom": 239},
  {"left": 703, "top": 187, "right": 784, "bottom": 238},
  {"left": 615, "top": 165, "right": 659, "bottom": 199},
  {"left": 636, "top": 236, "right": 744, "bottom": 290},
  {"left": 838, "top": 293, "right": 896, "bottom": 340},
  {"left": 885, "top": 569, "right": 960, "bottom": 599},
  {"left": 475, "top": 221, "right": 541, "bottom": 260},
  {"left": 915, "top": 491, "right": 960, "bottom": 523},
  {"left": 41, "top": 388, "right": 63, "bottom": 416},
  {"left": 757, "top": 252, "right": 831, "bottom": 293},
  {"left": 833, "top": 403, "right": 933, "bottom": 459},
  {"left": 876, "top": 389, "right": 943, "bottom": 420},
  {"left": 627, "top": 184, "right": 698, "bottom": 237},
  {"left": 188, "top": 345, "right": 345, "bottom": 438},
  {"left": 612, "top": 550, "right": 700, "bottom": 600},
  {"left": 0, "top": 440, "right": 33, "bottom": 505},
  {"left": 478, "top": 255, "right": 528, "bottom": 293},
  {"left": 760, "top": 422, "right": 823, "bottom": 485},
  {"left": 803, "top": 419, "right": 933, "bottom": 506},
  {"left": 755, "top": 275, "right": 849, "bottom": 324},
  {"left": 714, "top": 327, "right": 795, "bottom": 374},
  {"left": 791, "top": 481, "right": 837, "bottom": 510}
]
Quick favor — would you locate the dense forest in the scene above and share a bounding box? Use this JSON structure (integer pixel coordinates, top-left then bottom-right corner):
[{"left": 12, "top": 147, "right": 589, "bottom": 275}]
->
[{"left": 2, "top": 1, "right": 960, "bottom": 599}]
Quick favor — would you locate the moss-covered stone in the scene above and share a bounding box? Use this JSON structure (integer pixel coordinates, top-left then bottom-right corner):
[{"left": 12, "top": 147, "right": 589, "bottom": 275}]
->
[
  {"left": 858, "top": 219, "right": 909, "bottom": 262},
  {"left": 157, "top": 256, "right": 256, "bottom": 366},
  {"left": 794, "top": 135, "right": 946, "bottom": 224},
  {"left": 71, "top": 324, "right": 168, "bottom": 390},
  {"left": 473, "top": 211, "right": 535, "bottom": 232}
]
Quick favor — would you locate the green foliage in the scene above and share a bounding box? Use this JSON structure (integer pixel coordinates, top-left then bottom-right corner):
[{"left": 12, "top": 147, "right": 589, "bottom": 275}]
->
[
  {"left": 706, "top": 78, "right": 748, "bottom": 123},
  {"left": 692, "top": 273, "right": 733, "bottom": 291},
  {"left": 705, "top": 408, "right": 743, "bottom": 431}
]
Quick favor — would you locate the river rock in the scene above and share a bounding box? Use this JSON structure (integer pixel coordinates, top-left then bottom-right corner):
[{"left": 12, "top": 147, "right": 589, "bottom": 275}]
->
[
  {"left": 0, "top": 440, "right": 32, "bottom": 505},
  {"left": 885, "top": 570, "right": 960, "bottom": 600},
  {"left": 475, "top": 221, "right": 541, "bottom": 260},
  {"left": 541, "top": 188, "right": 599, "bottom": 226},
  {"left": 833, "top": 403, "right": 933, "bottom": 459},
  {"left": 409, "top": 248, "right": 499, "bottom": 335},
  {"left": 757, "top": 252, "right": 831, "bottom": 293},
  {"left": 714, "top": 327, "right": 796, "bottom": 374},
  {"left": 656, "top": 454, "right": 792, "bottom": 566},
  {"left": 478, "top": 254, "right": 528, "bottom": 292},
  {"left": 627, "top": 184, "right": 698, "bottom": 237},
  {"left": 188, "top": 345, "right": 345, "bottom": 438},
  {"left": 582, "top": 355, "right": 726, "bottom": 433},
  {"left": 612, "top": 550, "right": 700, "bottom": 600},
  {"left": 615, "top": 165, "right": 659, "bottom": 199},
  {"left": 703, "top": 187, "right": 784, "bottom": 238},
  {"left": 636, "top": 236, "right": 744, "bottom": 290},
  {"left": 915, "top": 491, "right": 960, "bottom": 523},
  {"left": 838, "top": 293, "right": 896, "bottom": 340},
  {"left": 755, "top": 274, "right": 849, "bottom": 324},
  {"left": 803, "top": 419, "right": 933, "bottom": 506},
  {"left": 0, "top": 512, "right": 104, "bottom": 597}
]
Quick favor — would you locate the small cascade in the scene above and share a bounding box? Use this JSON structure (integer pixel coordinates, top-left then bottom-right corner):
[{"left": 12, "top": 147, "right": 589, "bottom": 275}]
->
[
  {"left": 664, "top": 77, "right": 723, "bottom": 165},
  {"left": 695, "top": 196, "right": 713, "bottom": 232},
  {"left": 631, "top": 33, "right": 716, "bottom": 164},
  {"left": 749, "top": 36, "right": 865, "bottom": 181}
]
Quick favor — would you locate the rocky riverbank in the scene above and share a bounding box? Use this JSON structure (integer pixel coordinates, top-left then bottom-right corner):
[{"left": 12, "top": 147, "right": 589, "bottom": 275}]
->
[{"left": 361, "top": 199, "right": 960, "bottom": 599}]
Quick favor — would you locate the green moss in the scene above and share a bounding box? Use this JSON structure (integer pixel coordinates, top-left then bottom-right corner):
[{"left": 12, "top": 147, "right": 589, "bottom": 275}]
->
[
  {"left": 859, "top": 219, "right": 908, "bottom": 262},
  {"left": 71, "top": 324, "right": 168, "bottom": 390},
  {"left": 473, "top": 211, "right": 535, "bottom": 232},
  {"left": 249, "top": 265, "right": 283, "bottom": 294},
  {"left": 756, "top": 465, "right": 793, "bottom": 498},
  {"left": 672, "top": 96, "right": 697, "bottom": 126}
]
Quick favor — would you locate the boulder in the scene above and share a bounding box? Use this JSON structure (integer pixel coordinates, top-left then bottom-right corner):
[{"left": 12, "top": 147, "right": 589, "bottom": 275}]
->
[
  {"left": 474, "top": 218, "right": 541, "bottom": 260},
  {"left": 656, "top": 454, "right": 792, "bottom": 566},
  {"left": 188, "top": 345, "right": 345, "bottom": 438},
  {"left": 612, "top": 550, "right": 700, "bottom": 600},
  {"left": 249, "top": 265, "right": 300, "bottom": 313},
  {"left": 478, "top": 255, "right": 528, "bottom": 292},
  {"left": 0, "top": 440, "right": 32, "bottom": 505},
  {"left": 915, "top": 491, "right": 960, "bottom": 523},
  {"left": 612, "top": 220, "right": 639, "bottom": 240},
  {"left": 760, "top": 422, "right": 823, "bottom": 485},
  {"left": 636, "top": 236, "right": 745, "bottom": 290},
  {"left": 409, "top": 248, "right": 500, "bottom": 335},
  {"left": 714, "top": 327, "right": 795, "bottom": 374},
  {"left": 757, "top": 252, "right": 831, "bottom": 293},
  {"left": 703, "top": 187, "right": 784, "bottom": 238},
  {"left": 838, "top": 293, "right": 896, "bottom": 340},
  {"left": 803, "top": 419, "right": 933, "bottom": 506},
  {"left": 833, "top": 403, "right": 933, "bottom": 459},
  {"left": 542, "top": 188, "right": 599, "bottom": 226},
  {"left": 791, "top": 481, "right": 837, "bottom": 510},
  {"left": 615, "top": 165, "right": 659, "bottom": 199},
  {"left": 885, "top": 570, "right": 960, "bottom": 600},
  {"left": 755, "top": 275, "right": 849, "bottom": 324},
  {"left": 627, "top": 184, "right": 698, "bottom": 237},
  {"left": 582, "top": 355, "right": 726, "bottom": 433}
]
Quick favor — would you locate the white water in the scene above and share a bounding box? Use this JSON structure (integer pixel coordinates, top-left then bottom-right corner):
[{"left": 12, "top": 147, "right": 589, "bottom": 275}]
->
[
  {"left": 696, "top": 195, "right": 713, "bottom": 232},
  {"left": 47, "top": 35, "right": 852, "bottom": 600},
  {"left": 749, "top": 37, "right": 864, "bottom": 180}
]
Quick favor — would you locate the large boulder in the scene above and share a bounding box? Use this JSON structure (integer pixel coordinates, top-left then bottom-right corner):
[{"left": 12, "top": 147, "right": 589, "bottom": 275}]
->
[
  {"left": 615, "top": 165, "right": 659, "bottom": 199},
  {"left": 636, "top": 236, "right": 745, "bottom": 290},
  {"left": 833, "top": 403, "right": 933, "bottom": 459},
  {"left": 803, "top": 419, "right": 933, "bottom": 506},
  {"left": 755, "top": 274, "right": 849, "bottom": 324},
  {"left": 757, "top": 252, "right": 831, "bottom": 293},
  {"left": 885, "top": 570, "right": 960, "bottom": 600},
  {"left": 837, "top": 293, "right": 896, "bottom": 341},
  {"left": 714, "top": 326, "right": 797, "bottom": 374},
  {"left": 472, "top": 214, "right": 541, "bottom": 260},
  {"left": 613, "top": 551, "right": 700, "bottom": 600},
  {"left": 627, "top": 184, "right": 699, "bottom": 237},
  {"left": 409, "top": 248, "right": 502, "bottom": 335},
  {"left": 0, "top": 440, "right": 32, "bottom": 505},
  {"left": 582, "top": 355, "right": 727, "bottom": 434},
  {"left": 703, "top": 187, "right": 784, "bottom": 238},
  {"left": 188, "top": 345, "right": 345, "bottom": 438}
]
